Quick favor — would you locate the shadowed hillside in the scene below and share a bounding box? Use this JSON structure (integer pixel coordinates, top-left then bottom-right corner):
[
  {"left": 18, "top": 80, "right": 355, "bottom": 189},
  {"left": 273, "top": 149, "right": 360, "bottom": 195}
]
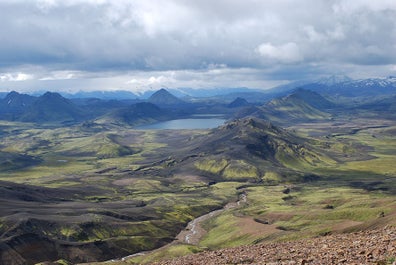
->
[
  {"left": 97, "top": 102, "right": 172, "bottom": 126},
  {"left": 0, "top": 151, "right": 41, "bottom": 171},
  {"left": 19, "top": 92, "right": 83, "bottom": 123},
  {"left": 0, "top": 180, "right": 178, "bottom": 264},
  {"left": 0, "top": 91, "right": 36, "bottom": 120}
]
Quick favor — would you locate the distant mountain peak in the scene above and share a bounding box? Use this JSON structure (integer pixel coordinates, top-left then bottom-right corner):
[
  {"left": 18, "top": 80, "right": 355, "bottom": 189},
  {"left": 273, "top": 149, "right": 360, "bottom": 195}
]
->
[
  {"left": 150, "top": 88, "right": 175, "bottom": 98},
  {"left": 317, "top": 75, "right": 352, "bottom": 86},
  {"left": 42, "top": 91, "right": 63, "bottom": 99},
  {"left": 36, "top": 92, "right": 72, "bottom": 106},
  {"left": 228, "top": 97, "right": 250, "bottom": 108},
  {"left": 148, "top": 88, "right": 184, "bottom": 105},
  {"left": 3, "top": 91, "right": 36, "bottom": 110},
  {"left": 5, "top": 91, "right": 19, "bottom": 97},
  {"left": 5, "top": 91, "right": 28, "bottom": 101},
  {"left": 19, "top": 92, "right": 82, "bottom": 122}
]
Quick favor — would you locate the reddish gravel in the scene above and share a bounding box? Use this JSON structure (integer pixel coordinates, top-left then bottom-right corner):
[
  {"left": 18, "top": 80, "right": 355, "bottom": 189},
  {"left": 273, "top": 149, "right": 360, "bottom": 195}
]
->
[{"left": 151, "top": 226, "right": 396, "bottom": 265}]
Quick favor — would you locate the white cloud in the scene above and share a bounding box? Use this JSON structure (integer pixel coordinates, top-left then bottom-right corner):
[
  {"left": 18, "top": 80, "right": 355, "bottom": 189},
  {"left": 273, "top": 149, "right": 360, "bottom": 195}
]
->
[
  {"left": 39, "top": 70, "right": 83, "bottom": 81},
  {"left": 256, "top": 42, "right": 303, "bottom": 64},
  {"left": 332, "top": 0, "right": 396, "bottom": 14},
  {"left": 303, "top": 25, "right": 325, "bottom": 42},
  {"left": 326, "top": 23, "right": 346, "bottom": 41},
  {"left": 0, "top": 73, "right": 34, "bottom": 82}
]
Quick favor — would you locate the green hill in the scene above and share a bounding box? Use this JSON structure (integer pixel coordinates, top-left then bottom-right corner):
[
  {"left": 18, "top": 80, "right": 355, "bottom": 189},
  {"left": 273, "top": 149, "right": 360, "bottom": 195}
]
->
[
  {"left": 237, "top": 89, "right": 334, "bottom": 125},
  {"left": 177, "top": 117, "right": 335, "bottom": 182},
  {"left": 285, "top": 88, "right": 335, "bottom": 109}
]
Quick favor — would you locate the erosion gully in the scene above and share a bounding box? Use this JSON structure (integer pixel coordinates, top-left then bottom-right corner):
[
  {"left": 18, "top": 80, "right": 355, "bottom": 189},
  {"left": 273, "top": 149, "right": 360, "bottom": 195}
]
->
[{"left": 103, "top": 192, "right": 247, "bottom": 263}]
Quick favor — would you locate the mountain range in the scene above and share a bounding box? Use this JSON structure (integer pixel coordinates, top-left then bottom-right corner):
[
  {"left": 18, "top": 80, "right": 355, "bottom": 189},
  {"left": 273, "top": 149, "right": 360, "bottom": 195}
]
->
[
  {"left": 302, "top": 76, "right": 396, "bottom": 98},
  {"left": 1, "top": 76, "right": 396, "bottom": 126},
  {"left": 1, "top": 76, "right": 394, "bottom": 101}
]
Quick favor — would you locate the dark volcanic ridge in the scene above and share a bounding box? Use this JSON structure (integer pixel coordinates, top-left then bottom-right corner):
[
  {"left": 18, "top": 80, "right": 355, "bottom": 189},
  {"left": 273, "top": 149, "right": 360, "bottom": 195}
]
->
[{"left": 0, "top": 181, "right": 165, "bottom": 265}]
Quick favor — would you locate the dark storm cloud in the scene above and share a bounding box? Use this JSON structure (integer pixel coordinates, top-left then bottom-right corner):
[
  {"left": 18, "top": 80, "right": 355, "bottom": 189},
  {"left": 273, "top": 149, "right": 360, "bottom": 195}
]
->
[
  {"left": 0, "top": 0, "right": 395, "bottom": 92},
  {"left": 0, "top": 0, "right": 259, "bottom": 71}
]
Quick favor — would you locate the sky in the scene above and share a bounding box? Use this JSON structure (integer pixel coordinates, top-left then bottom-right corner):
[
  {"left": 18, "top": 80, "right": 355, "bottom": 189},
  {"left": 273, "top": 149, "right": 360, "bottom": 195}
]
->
[{"left": 0, "top": 0, "right": 396, "bottom": 94}]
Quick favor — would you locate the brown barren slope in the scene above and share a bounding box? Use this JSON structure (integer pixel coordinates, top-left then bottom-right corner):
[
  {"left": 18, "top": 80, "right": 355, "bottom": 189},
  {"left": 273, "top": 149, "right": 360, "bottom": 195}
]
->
[{"left": 151, "top": 226, "right": 396, "bottom": 265}]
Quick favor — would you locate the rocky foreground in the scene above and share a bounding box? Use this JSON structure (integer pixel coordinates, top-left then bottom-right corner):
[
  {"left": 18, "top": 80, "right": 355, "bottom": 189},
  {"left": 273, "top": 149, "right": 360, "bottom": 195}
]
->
[{"left": 151, "top": 226, "right": 396, "bottom": 265}]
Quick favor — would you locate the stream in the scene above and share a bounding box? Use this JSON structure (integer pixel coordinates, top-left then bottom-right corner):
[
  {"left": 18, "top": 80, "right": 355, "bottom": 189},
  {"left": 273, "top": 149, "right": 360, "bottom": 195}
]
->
[
  {"left": 110, "top": 192, "right": 248, "bottom": 262},
  {"left": 177, "top": 192, "right": 247, "bottom": 245}
]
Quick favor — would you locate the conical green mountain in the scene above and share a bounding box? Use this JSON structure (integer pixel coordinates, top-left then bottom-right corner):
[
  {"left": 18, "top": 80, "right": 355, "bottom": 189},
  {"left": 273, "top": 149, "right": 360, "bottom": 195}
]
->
[
  {"left": 238, "top": 89, "right": 334, "bottom": 125},
  {"left": 180, "top": 117, "right": 334, "bottom": 182}
]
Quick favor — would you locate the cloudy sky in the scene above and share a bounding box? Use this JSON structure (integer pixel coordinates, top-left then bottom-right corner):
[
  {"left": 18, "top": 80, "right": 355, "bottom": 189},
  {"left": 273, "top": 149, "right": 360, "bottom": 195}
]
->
[{"left": 0, "top": 0, "right": 396, "bottom": 93}]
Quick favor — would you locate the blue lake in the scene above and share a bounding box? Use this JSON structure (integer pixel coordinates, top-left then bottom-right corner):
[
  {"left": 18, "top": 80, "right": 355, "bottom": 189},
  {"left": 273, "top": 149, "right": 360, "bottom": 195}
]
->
[{"left": 136, "top": 117, "right": 226, "bottom": 130}]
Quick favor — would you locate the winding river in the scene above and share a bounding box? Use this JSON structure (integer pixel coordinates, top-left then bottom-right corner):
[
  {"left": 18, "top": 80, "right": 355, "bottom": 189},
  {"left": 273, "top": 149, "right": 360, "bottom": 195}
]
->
[
  {"left": 177, "top": 193, "right": 247, "bottom": 245},
  {"left": 111, "top": 193, "right": 247, "bottom": 262}
]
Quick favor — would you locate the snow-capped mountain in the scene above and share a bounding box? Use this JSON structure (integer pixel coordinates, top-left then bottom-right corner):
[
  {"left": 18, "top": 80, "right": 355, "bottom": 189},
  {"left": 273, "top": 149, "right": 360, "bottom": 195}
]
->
[
  {"left": 341, "top": 76, "right": 396, "bottom": 88},
  {"left": 302, "top": 76, "right": 396, "bottom": 98}
]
